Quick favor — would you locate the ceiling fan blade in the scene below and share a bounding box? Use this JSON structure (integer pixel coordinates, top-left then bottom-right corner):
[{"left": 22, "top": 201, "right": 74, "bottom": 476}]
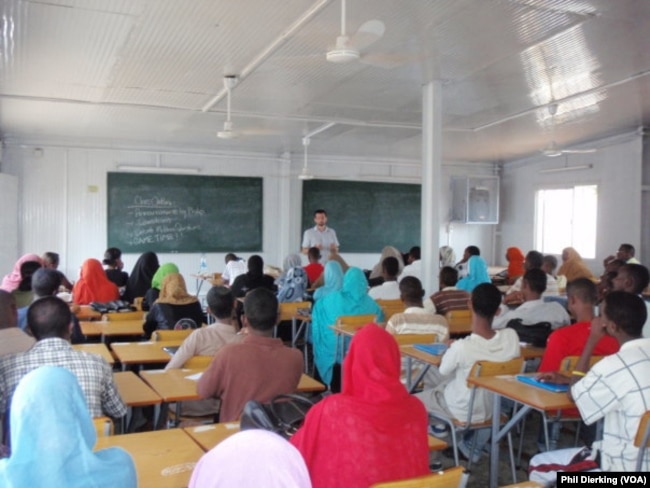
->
[{"left": 349, "top": 19, "right": 385, "bottom": 51}]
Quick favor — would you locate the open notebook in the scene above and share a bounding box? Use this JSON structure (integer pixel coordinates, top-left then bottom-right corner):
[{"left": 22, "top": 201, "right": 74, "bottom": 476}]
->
[
  {"left": 516, "top": 375, "right": 569, "bottom": 393},
  {"left": 413, "top": 344, "right": 448, "bottom": 356}
]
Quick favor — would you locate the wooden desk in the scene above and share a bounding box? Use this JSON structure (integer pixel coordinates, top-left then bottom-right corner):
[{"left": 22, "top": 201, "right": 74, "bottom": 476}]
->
[
  {"left": 114, "top": 371, "right": 163, "bottom": 407},
  {"left": 467, "top": 374, "right": 575, "bottom": 488},
  {"left": 80, "top": 321, "right": 103, "bottom": 337},
  {"left": 74, "top": 305, "right": 102, "bottom": 321},
  {"left": 73, "top": 343, "right": 115, "bottom": 365},
  {"left": 399, "top": 345, "right": 443, "bottom": 393},
  {"left": 521, "top": 345, "right": 545, "bottom": 360},
  {"left": 94, "top": 429, "right": 203, "bottom": 488},
  {"left": 80, "top": 320, "right": 145, "bottom": 342},
  {"left": 111, "top": 340, "right": 182, "bottom": 370}
]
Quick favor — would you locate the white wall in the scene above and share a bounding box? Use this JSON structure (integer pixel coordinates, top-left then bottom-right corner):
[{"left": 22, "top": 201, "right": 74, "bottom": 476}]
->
[
  {"left": 2, "top": 143, "right": 495, "bottom": 294},
  {"left": 0, "top": 173, "right": 18, "bottom": 277},
  {"left": 498, "top": 133, "right": 643, "bottom": 274}
]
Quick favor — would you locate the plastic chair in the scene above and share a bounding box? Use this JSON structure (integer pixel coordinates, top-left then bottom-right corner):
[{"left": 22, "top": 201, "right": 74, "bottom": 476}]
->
[
  {"left": 635, "top": 410, "right": 650, "bottom": 470},
  {"left": 559, "top": 355, "right": 604, "bottom": 372},
  {"left": 151, "top": 329, "right": 193, "bottom": 341},
  {"left": 92, "top": 416, "right": 114, "bottom": 437},
  {"left": 444, "top": 310, "right": 472, "bottom": 335},
  {"left": 427, "top": 357, "right": 524, "bottom": 482},
  {"left": 376, "top": 299, "right": 406, "bottom": 321},
  {"left": 370, "top": 466, "right": 465, "bottom": 488}
]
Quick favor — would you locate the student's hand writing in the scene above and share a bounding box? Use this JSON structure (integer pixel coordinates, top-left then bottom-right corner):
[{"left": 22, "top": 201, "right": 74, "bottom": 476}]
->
[{"left": 535, "top": 371, "right": 570, "bottom": 384}]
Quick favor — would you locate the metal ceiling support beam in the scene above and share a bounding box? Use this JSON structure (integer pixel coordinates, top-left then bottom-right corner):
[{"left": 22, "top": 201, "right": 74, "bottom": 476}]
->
[
  {"left": 200, "top": 0, "right": 334, "bottom": 113},
  {"left": 421, "top": 81, "right": 442, "bottom": 296}
]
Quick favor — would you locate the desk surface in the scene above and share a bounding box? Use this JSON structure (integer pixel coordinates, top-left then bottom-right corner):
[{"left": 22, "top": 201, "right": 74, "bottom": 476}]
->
[
  {"left": 111, "top": 340, "right": 182, "bottom": 365},
  {"left": 72, "top": 343, "right": 115, "bottom": 365},
  {"left": 468, "top": 374, "right": 575, "bottom": 411},
  {"left": 80, "top": 320, "right": 144, "bottom": 338},
  {"left": 74, "top": 305, "right": 102, "bottom": 321},
  {"left": 140, "top": 369, "right": 325, "bottom": 403},
  {"left": 94, "top": 428, "right": 203, "bottom": 488},
  {"left": 114, "top": 371, "right": 163, "bottom": 407},
  {"left": 399, "top": 345, "right": 443, "bottom": 367}
]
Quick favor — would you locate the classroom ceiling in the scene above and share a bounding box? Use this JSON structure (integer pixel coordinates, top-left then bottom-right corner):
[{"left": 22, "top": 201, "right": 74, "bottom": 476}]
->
[{"left": 1, "top": 0, "right": 650, "bottom": 165}]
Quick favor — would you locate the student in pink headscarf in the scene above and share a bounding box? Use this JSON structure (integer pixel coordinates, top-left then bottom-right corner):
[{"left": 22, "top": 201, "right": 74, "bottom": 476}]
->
[{"left": 1, "top": 254, "right": 44, "bottom": 292}]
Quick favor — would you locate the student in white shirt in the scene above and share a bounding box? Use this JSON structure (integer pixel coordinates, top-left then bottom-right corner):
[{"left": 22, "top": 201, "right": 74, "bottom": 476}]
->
[
  {"left": 222, "top": 253, "right": 247, "bottom": 286},
  {"left": 368, "top": 257, "right": 400, "bottom": 300}
]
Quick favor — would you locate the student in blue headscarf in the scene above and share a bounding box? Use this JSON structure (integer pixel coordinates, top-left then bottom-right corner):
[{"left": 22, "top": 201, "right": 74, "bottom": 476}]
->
[
  {"left": 0, "top": 366, "right": 136, "bottom": 487},
  {"left": 311, "top": 267, "right": 383, "bottom": 387},
  {"left": 313, "top": 260, "right": 344, "bottom": 301},
  {"left": 456, "top": 255, "right": 491, "bottom": 292}
]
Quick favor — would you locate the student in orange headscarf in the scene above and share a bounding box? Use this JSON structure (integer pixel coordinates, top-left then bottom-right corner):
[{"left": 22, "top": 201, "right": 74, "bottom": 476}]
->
[
  {"left": 557, "top": 247, "right": 594, "bottom": 283},
  {"left": 72, "top": 259, "right": 120, "bottom": 305},
  {"left": 505, "top": 247, "right": 525, "bottom": 284}
]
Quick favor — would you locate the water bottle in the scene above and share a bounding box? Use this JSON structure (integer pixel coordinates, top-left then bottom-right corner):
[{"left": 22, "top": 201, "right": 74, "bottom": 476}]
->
[{"left": 199, "top": 253, "right": 208, "bottom": 276}]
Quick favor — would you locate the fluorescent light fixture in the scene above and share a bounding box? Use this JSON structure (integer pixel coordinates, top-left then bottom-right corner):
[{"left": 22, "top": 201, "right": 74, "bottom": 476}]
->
[
  {"left": 539, "top": 164, "right": 592, "bottom": 174},
  {"left": 117, "top": 165, "right": 200, "bottom": 174}
]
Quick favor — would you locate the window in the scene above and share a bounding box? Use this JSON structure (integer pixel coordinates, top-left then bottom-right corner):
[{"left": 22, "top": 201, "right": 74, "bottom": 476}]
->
[{"left": 535, "top": 185, "right": 598, "bottom": 258}]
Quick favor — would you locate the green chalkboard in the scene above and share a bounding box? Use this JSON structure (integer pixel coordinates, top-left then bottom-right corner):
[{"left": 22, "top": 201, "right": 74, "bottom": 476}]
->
[
  {"left": 301, "top": 180, "right": 421, "bottom": 253},
  {"left": 107, "top": 172, "right": 263, "bottom": 253}
]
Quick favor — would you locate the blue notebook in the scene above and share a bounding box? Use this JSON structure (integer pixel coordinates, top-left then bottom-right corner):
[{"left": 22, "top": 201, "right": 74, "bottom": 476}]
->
[
  {"left": 516, "top": 375, "right": 569, "bottom": 393},
  {"left": 413, "top": 343, "right": 448, "bottom": 356}
]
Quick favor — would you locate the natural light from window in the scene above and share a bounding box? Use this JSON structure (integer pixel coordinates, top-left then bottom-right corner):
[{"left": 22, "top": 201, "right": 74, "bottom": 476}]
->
[{"left": 535, "top": 185, "right": 598, "bottom": 258}]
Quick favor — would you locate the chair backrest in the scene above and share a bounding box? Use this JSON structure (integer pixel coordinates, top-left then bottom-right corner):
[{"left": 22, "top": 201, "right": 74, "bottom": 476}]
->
[
  {"left": 336, "top": 314, "right": 378, "bottom": 333},
  {"left": 560, "top": 355, "right": 604, "bottom": 372},
  {"left": 183, "top": 355, "right": 213, "bottom": 369},
  {"left": 469, "top": 357, "right": 525, "bottom": 379},
  {"left": 376, "top": 299, "right": 406, "bottom": 321},
  {"left": 92, "top": 416, "right": 114, "bottom": 437},
  {"left": 103, "top": 310, "right": 145, "bottom": 321},
  {"left": 392, "top": 333, "right": 438, "bottom": 346},
  {"left": 279, "top": 301, "right": 311, "bottom": 322},
  {"left": 635, "top": 411, "right": 650, "bottom": 471},
  {"left": 444, "top": 309, "right": 472, "bottom": 335},
  {"left": 151, "top": 329, "right": 193, "bottom": 341},
  {"left": 370, "top": 466, "right": 464, "bottom": 488}
]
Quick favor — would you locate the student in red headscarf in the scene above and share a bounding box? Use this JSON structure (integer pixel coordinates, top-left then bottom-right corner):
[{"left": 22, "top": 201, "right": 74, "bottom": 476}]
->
[
  {"left": 72, "top": 259, "right": 120, "bottom": 305},
  {"left": 505, "top": 246, "right": 525, "bottom": 284},
  {"left": 291, "top": 323, "right": 429, "bottom": 488}
]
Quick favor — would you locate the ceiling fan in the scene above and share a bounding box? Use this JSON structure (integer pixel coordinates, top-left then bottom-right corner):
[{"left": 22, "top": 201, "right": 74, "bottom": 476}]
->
[
  {"left": 216, "top": 75, "right": 280, "bottom": 140},
  {"left": 541, "top": 103, "right": 598, "bottom": 157}
]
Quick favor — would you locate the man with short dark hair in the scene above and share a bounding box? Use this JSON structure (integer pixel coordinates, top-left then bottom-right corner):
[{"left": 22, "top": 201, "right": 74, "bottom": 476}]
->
[
  {"left": 197, "top": 288, "right": 303, "bottom": 422},
  {"left": 415, "top": 283, "right": 520, "bottom": 462},
  {"left": 0, "top": 290, "right": 34, "bottom": 357},
  {"left": 386, "top": 277, "right": 448, "bottom": 339},
  {"left": 541, "top": 255, "right": 558, "bottom": 278},
  {"left": 493, "top": 268, "right": 570, "bottom": 330},
  {"left": 530, "top": 291, "right": 650, "bottom": 480},
  {"left": 425, "top": 266, "right": 471, "bottom": 315},
  {"left": 604, "top": 243, "right": 640, "bottom": 267},
  {"left": 0, "top": 296, "right": 126, "bottom": 419},
  {"left": 303, "top": 247, "right": 324, "bottom": 286},
  {"left": 454, "top": 246, "right": 480, "bottom": 279},
  {"left": 399, "top": 246, "right": 422, "bottom": 283},
  {"left": 301, "top": 209, "right": 339, "bottom": 256},
  {"left": 505, "top": 250, "right": 559, "bottom": 303},
  {"left": 369, "top": 256, "right": 400, "bottom": 300},
  {"left": 611, "top": 263, "right": 650, "bottom": 337}
]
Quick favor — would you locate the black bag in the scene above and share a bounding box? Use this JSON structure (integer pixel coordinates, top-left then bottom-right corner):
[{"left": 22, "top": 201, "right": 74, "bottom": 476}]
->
[
  {"left": 506, "top": 319, "right": 552, "bottom": 347},
  {"left": 240, "top": 394, "right": 315, "bottom": 439},
  {"left": 90, "top": 300, "right": 133, "bottom": 313}
]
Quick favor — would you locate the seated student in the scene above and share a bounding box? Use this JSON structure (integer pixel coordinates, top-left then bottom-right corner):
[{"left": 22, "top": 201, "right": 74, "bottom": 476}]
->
[
  {"left": 230, "top": 255, "right": 276, "bottom": 299},
  {"left": 505, "top": 246, "right": 525, "bottom": 284},
  {"left": 166, "top": 286, "right": 241, "bottom": 417},
  {"left": 0, "top": 366, "right": 136, "bottom": 488},
  {"left": 505, "top": 250, "right": 559, "bottom": 303},
  {"left": 312, "top": 260, "right": 344, "bottom": 301},
  {"left": 530, "top": 291, "right": 650, "bottom": 482},
  {"left": 123, "top": 251, "right": 159, "bottom": 304},
  {"left": 0, "top": 254, "right": 43, "bottom": 293},
  {"left": 291, "top": 324, "right": 430, "bottom": 488},
  {"left": 303, "top": 247, "right": 324, "bottom": 287},
  {"left": 11, "top": 260, "right": 42, "bottom": 309},
  {"left": 190, "top": 430, "right": 311, "bottom": 488},
  {"left": 368, "top": 256, "right": 400, "bottom": 300},
  {"left": 439, "top": 245, "right": 456, "bottom": 268},
  {"left": 454, "top": 245, "right": 480, "bottom": 279},
  {"left": 0, "top": 296, "right": 127, "bottom": 420},
  {"left": 18, "top": 268, "right": 84, "bottom": 344},
  {"left": 415, "top": 283, "right": 520, "bottom": 463},
  {"left": 311, "top": 267, "right": 384, "bottom": 389},
  {"left": 369, "top": 246, "right": 405, "bottom": 287},
  {"left": 456, "top": 254, "right": 491, "bottom": 292},
  {"left": 276, "top": 254, "right": 308, "bottom": 303},
  {"left": 425, "top": 266, "right": 471, "bottom": 315},
  {"left": 603, "top": 242, "right": 641, "bottom": 268},
  {"left": 197, "top": 288, "right": 303, "bottom": 422},
  {"left": 398, "top": 246, "right": 422, "bottom": 282},
  {"left": 557, "top": 247, "right": 594, "bottom": 283},
  {"left": 493, "top": 268, "right": 570, "bottom": 330},
  {"left": 596, "top": 258, "right": 625, "bottom": 302},
  {"left": 541, "top": 254, "right": 558, "bottom": 278},
  {"left": 610, "top": 263, "right": 650, "bottom": 337},
  {"left": 102, "top": 247, "right": 129, "bottom": 295},
  {"left": 42, "top": 251, "right": 74, "bottom": 291},
  {"left": 0, "top": 291, "right": 34, "bottom": 357},
  {"left": 143, "top": 262, "right": 179, "bottom": 311},
  {"left": 221, "top": 253, "right": 247, "bottom": 287},
  {"left": 143, "top": 272, "right": 204, "bottom": 339},
  {"left": 386, "top": 277, "right": 448, "bottom": 340},
  {"left": 72, "top": 258, "right": 120, "bottom": 305}
]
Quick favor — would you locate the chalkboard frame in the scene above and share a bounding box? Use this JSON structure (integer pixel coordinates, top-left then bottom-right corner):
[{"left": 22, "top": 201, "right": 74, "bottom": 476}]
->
[
  {"left": 301, "top": 179, "right": 421, "bottom": 253},
  {"left": 107, "top": 172, "right": 263, "bottom": 253}
]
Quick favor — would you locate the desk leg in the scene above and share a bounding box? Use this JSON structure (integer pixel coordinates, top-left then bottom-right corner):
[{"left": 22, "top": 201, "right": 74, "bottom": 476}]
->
[
  {"left": 489, "top": 393, "right": 501, "bottom": 488},
  {"left": 407, "top": 364, "right": 431, "bottom": 394},
  {"left": 291, "top": 318, "right": 297, "bottom": 347}
]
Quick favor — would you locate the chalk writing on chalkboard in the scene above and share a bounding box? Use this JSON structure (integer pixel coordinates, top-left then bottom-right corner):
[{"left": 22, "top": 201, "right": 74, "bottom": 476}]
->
[{"left": 107, "top": 173, "right": 262, "bottom": 253}]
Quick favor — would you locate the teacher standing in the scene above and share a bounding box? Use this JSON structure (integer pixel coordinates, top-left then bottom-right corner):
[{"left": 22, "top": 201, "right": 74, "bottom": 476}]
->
[{"left": 302, "top": 209, "right": 339, "bottom": 256}]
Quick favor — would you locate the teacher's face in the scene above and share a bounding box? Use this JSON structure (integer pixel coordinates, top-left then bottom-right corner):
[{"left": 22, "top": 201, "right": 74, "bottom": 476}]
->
[{"left": 314, "top": 212, "right": 327, "bottom": 228}]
